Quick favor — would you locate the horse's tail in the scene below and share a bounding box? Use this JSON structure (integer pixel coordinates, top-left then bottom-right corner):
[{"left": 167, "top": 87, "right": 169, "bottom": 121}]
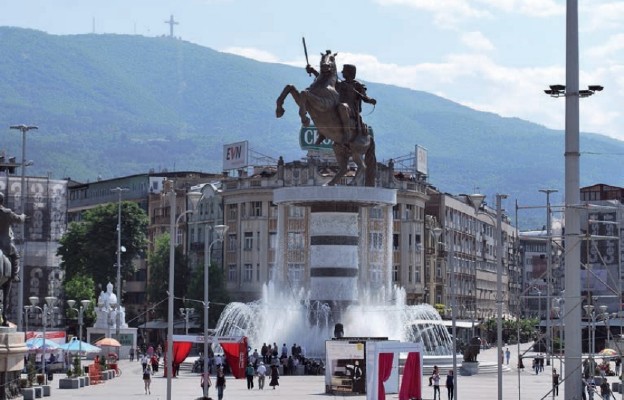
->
[{"left": 364, "top": 136, "right": 377, "bottom": 187}]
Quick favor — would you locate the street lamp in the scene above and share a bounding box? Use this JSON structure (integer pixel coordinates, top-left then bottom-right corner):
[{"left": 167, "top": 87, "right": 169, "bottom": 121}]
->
[
  {"left": 10, "top": 123, "right": 38, "bottom": 331},
  {"left": 553, "top": 297, "right": 564, "bottom": 372},
  {"left": 583, "top": 303, "right": 608, "bottom": 360},
  {"left": 111, "top": 186, "right": 128, "bottom": 359},
  {"left": 539, "top": 188, "right": 557, "bottom": 367},
  {"left": 67, "top": 299, "right": 91, "bottom": 373},
  {"left": 467, "top": 193, "right": 507, "bottom": 400},
  {"left": 427, "top": 225, "right": 443, "bottom": 305},
  {"left": 179, "top": 307, "right": 194, "bottom": 335},
  {"left": 165, "top": 182, "right": 201, "bottom": 400},
  {"left": 203, "top": 224, "right": 228, "bottom": 399},
  {"left": 28, "top": 296, "right": 56, "bottom": 385}
]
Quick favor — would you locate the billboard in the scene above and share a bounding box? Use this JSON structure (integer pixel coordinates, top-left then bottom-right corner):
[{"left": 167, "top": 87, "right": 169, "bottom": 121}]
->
[
  {"left": 223, "top": 141, "right": 249, "bottom": 170},
  {"left": 299, "top": 126, "right": 375, "bottom": 151},
  {"left": 415, "top": 145, "right": 428, "bottom": 176}
]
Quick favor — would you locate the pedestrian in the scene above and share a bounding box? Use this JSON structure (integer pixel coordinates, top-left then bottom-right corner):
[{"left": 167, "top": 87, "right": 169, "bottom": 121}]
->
[
  {"left": 445, "top": 369, "right": 454, "bottom": 400},
  {"left": 616, "top": 357, "right": 621, "bottom": 376},
  {"left": 245, "top": 363, "right": 255, "bottom": 389},
  {"left": 552, "top": 368, "right": 560, "bottom": 396},
  {"left": 200, "top": 370, "right": 212, "bottom": 399},
  {"left": 142, "top": 363, "right": 153, "bottom": 395},
  {"left": 269, "top": 364, "right": 280, "bottom": 389},
  {"left": 587, "top": 376, "right": 596, "bottom": 400},
  {"left": 150, "top": 354, "right": 159, "bottom": 373},
  {"left": 505, "top": 347, "right": 510, "bottom": 365},
  {"left": 141, "top": 353, "right": 148, "bottom": 371},
  {"left": 129, "top": 346, "right": 135, "bottom": 362},
  {"left": 215, "top": 368, "right": 226, "bottom": 400},
  {"left": 599, "top": 378, "right": 610, "bottom": 400},
  {"left": 431, "top": 365, "right": 441, "bottom": 400},
  {"left": 256, "top": 361, "right": 267, "bottom": 390}
]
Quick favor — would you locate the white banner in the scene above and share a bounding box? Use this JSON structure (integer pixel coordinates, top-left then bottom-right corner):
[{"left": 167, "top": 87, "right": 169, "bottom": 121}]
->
[{"left": 223, "top": 141, "right": 248, "bottom": 170}]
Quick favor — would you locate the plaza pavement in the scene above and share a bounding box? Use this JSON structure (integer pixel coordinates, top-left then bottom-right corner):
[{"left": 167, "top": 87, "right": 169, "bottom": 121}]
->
[{"left": 42, "top": 342, "right": 622, "bottom": 400}]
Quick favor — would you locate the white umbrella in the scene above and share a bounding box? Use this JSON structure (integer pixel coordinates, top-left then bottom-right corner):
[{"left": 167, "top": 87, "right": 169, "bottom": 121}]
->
[{"left": 26, "top": 338, "right": 60, "bottom": 353}]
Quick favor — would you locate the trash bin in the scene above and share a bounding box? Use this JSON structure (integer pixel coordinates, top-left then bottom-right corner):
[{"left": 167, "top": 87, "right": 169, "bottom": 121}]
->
[
  {"left": 84, "top": 366, "right": 89, "bottom": 374},
  {"left": 47, "top": 372, "right": 53, "bottom": 381}
]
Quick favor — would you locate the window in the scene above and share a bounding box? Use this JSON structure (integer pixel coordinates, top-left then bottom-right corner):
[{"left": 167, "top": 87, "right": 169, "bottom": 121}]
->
[
  {"left": 370, "top": 265, "right": 382, "bottom": 287},
  {"left": 269, "top": 203, "right": 278, "bottom": 218},
  {"left": 268, "top": 263, "right": 275, "bottom": 281},
  {"left": 269, "top": 233, "right": 277, "bottom": 249},
  {"left": 393, "top": 234, "right": 400, "bottom": 250},
  {"left": 405, "top": 204, "right": 414, "bottom": 220},
  {"left": 251, "top": 201, "right": 262, "bottom": 217},
  {"left": 370, "top": 232, "right": 383, "bottom": 250},
  {"left": 288, "top": 232, "right": 304, "bottom": 249},
  {"left": 244, "top": 232, "right": 253, "bottom": 250},
  {"left": 370, "top": 207, "right": 383, "bottom": 219},
  {"left": 415, "top": 268, "right": 420, "bottom": 283},
  {"left": 408, "top": 265, "right": 413, "bottom": 283},
  {"left": 392, "top": 205, "right": 400, "bottom": 219},
  {"left": 228, "top": 264, "right": 237, "bottom": 282},
  {"left": 227, "top": 234, "right": 237, "bottom": 251},
  {"left": 288, "top": 263, "right": 304, "bottom": 284},
  {"left": 393, "top": 265, "right": 400, "bottom": 282},
  {"left": 244, "top": 264, "right": 253, "bottom": 282},
  {"left": 228, "top": 204, "right": 237, "bottom": 220},
  {"left": 289, "top": 206, "right": 304, "bottom": 218}
]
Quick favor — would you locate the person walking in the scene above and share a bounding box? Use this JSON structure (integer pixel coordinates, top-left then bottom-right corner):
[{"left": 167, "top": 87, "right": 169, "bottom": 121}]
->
[
  {"left": 200, "top": 370, "right": 212, "bottom": 399},
  {"left": 599, "top": 378, "right": 610, "bottom": 400},
  {"left": 445, "top": 369, "right": 454, "bottom": 400},
  {"left": 552, "top": 368, "right": 560, "bottom": 396},
  {"left": 245, "top": 363, "right": 255, "bottom": 389},
  {"left": 505, "top": 348, "right": 511, "bottom": 365},
  {"left": 256, "top": 361, "right": 267, "bottom": 390},
  {"left": 142, "top": 364, "right": 153, "bottom": 395},
  {"left": 215, "top": 368, "right": 226, "bottom": 400},
  {"left": 269, "top": 364, "right": 280, "bottom": 389},
  {"left": 431, "top": 365, "right": 441, "bottom": 400},
  {"left": 129, "top": 346, "right": 135, "bottom": 362}
]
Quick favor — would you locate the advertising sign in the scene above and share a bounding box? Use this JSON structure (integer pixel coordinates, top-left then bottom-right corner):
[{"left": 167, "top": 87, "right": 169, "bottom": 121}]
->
[
  {"left": 415, "top": 145, "right": 428, "bottom": 176},
  {"left": 223, "top": 141, "right": 249, "bottom": 170},
  {"left": 299, "top": 126, "right": 375, "bottom": 151}
]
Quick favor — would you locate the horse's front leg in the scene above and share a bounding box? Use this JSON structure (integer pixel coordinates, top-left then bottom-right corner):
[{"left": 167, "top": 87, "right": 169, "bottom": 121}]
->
[{"left": 276, "top": 85, "right": 303, "bottom": 119}]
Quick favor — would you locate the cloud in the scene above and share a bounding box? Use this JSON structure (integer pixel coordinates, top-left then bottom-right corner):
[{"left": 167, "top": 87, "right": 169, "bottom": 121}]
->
[
  {"left": 461, "top": 31, "right": 495, "bottom": 51},
  {"left": 583, "top": 1, "right": 624, "bottom": 32},
  {"left": 375, "top": 0, "right": 492, "bottom": 28},
  {"left": 478, "top": 0, "right": 564, "bottom": 17},
  {"left": 220, "top": 47, "right": 279, "bottom": 63},
  {"left": 586, "top": 33, "right": 624, "bottom": 60}
]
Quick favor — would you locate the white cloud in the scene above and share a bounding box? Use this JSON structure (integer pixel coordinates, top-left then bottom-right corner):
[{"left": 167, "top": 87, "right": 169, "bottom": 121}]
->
[
  {"left": 375, "top": 0, "right": 492, "bottom": 28},
  {"left": 461, "top": 31, "right": 495, "bottom": 51},
  {"left": 586, "top": 33, "right": 624, "bottom": 59},
  {"left": 478, "top": 0, "right": 563, "bottom": 17},
  {"left": 220, "top": 47, "right": 279, "bottom": 63},
  {"left": 582, "top": 1, "right": 624, "bottom": 32}
]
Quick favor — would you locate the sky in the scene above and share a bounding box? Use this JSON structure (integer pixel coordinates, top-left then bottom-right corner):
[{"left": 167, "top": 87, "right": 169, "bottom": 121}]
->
[{"left": 2, "top": 0, "right": 623, "bottom": 141}]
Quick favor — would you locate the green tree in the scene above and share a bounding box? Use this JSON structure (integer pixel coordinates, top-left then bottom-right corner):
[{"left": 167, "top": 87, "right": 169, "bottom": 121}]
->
[
  {"left": 186, "top": 263, "right": 230, "bottom": 328},
  {"left": 57, "top": 201, "right": 148, "bottom": 297},
  {"left": 63, "top": 274, "right": 97, "bottom": 328},
  {"left": 146, "top": 233, "right": 190, "bottom": 319}
]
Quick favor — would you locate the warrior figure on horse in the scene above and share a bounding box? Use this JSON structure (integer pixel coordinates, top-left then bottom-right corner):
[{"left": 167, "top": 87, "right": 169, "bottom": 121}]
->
[
  {"left": 276, "top": 42, "right": 377, "bottom": 187},
  {"left": 0, "top": 192, "right": 26, "bottom": 326}
]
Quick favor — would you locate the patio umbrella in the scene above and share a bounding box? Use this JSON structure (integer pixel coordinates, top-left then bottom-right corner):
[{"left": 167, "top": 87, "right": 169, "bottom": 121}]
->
[
  {"left": 26, "top": 338, "right": 60, "bottom": 353},
  {"left": 598, "top": 348, "right": 618, "bottom": 357},
  {"left": 95, "top": 338, "right": 121, "bottom": 347},
  {"left": 59, "top": 337, "right": 101, "bottom": 354}
]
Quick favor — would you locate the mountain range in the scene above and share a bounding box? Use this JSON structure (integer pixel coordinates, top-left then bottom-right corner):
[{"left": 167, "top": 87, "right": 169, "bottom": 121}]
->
[{"left": 1, "top": 27, "right": 622, "bottom": 228}]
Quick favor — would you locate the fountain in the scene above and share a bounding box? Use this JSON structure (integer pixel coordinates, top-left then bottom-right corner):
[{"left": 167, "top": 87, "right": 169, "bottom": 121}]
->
[{"left": 214, "top": 185, "right": 454, "bottom": 365}]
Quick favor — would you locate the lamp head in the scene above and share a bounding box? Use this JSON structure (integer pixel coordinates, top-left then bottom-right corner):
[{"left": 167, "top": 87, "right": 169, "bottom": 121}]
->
[
  {"left": 67, "top": 300, "right": 76, "bottom": 308},
  {"left": 213, "top": 224, "right": 229, "bottom": 241},
  {"left": 28, "top": 296, "right": 39, "bottom": 306},
  {"left": 45, "top": 296, "right": 57, "bottom": 307},
  {"left": 81, "top": 300, "right": 91, "bottom": 309},
  {"left": 432, "top": 227, "right": 443, "bottom": 239},
  {"left": 187, "top": 190, "right": 202, "bottom": 213},
  {"left": 467, "top": 194, "right": 486, "bottom": 212}
]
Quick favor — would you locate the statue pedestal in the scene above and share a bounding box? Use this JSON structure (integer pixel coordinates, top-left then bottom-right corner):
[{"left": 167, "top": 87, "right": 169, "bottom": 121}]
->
[
  {"left": 460, "top": 361, "right": 480, "bottom": 376},
  {"left": 0, "top": 327, "right": 28, "bottom": 399},
  {"left": 86, "top": 327, "right": 137, "bottom": 361}
]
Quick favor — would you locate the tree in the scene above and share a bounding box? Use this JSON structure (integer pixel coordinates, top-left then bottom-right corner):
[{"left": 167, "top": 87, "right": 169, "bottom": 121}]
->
[
  {"left": 57, "top": 201, "right": 148, "bottom": 298},
  {"left": 63, "top": 274, "right": 96, "bottom": 332},
  {"left": 146, "top": 233, "right": 190, "bottom": 319}
]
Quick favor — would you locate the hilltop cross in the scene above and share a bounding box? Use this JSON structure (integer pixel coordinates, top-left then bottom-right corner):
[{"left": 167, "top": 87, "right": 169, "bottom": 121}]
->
[{"left": 164, "top": 15, "right": 178, "bottom": 38}]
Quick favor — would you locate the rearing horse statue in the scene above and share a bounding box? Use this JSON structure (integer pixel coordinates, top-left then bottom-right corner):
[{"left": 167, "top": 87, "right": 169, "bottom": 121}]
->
[{"left": 275, "top": 50, "right": 376, "bottom": 186}]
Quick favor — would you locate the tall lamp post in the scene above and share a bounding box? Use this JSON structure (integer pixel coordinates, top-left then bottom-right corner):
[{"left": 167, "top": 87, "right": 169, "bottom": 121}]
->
[
  {"left": 111, "top": 187, "right": 128, "bottom": 358},
  {"left": 9, "top": 124, "right": 38, "bottom": 331},
  {"left": 468, "top": 193, "right": 507, "bottom": 400},
  {"left": 67, "top": 299, "right": 91, "bottom": 372},
  {"left": 179, "top": 307, "right": 194, "bottom": 335},
  {"left": 203, "top": 224, "right": 228, "bottom": 399},
  {"left": 28, "top": 296, "right": 56, "bottom": 385},
  {"left": 539, "top": 188, "right": 557, "bottom": 367},
  {"left": 165, "top": 182, "right": 201, "bottom": 400},
  {"left": 543, "top": 3, "right": 604, "bottom": 394}
]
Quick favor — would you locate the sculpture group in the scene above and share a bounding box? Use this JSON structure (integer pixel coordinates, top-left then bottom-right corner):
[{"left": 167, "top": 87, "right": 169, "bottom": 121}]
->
[
  {"left": 0, "top": 193, "right": 25, "bottom": 326},
  {"left": 276, "top": 45, "right": 377, "bottom": 187}
]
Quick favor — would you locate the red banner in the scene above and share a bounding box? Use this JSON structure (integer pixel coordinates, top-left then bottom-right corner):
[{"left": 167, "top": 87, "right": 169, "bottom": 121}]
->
[{"left": 221, "top": 337, "right": 248, "bottom": 379}]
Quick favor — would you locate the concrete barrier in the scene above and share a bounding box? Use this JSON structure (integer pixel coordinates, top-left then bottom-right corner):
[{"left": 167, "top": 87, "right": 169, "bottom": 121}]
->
[{"left": 22, "top": 388, "right": 35, "bottom": 400}]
